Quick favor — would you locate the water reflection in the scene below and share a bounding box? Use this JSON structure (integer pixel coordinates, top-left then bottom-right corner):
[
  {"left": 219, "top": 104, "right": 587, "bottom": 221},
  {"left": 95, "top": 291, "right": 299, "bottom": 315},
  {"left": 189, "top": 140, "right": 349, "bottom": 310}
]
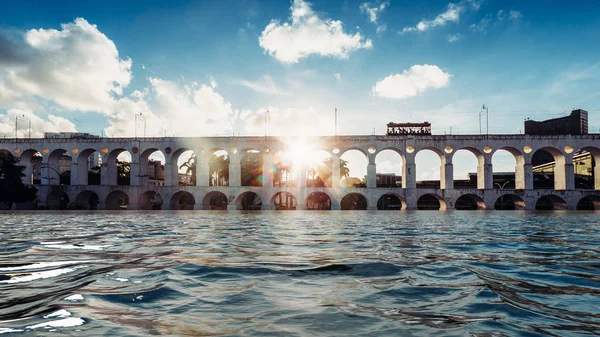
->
[{"left": 0, "top": 211, "right": 598, "bottom": 336}]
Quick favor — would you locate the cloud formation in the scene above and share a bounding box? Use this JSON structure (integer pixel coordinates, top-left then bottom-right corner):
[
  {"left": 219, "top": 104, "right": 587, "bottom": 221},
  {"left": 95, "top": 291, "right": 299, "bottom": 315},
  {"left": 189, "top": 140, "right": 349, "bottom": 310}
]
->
[
  {"left": 233, "top": 75, "right": 288, "bottom": 95},
  {"left": 360, "top": 1, "right": 390, "bottom": 24},
  {"left": 259, "top": 0, "right": 372, "bottom": 63},
  {"left": 371, "top": 64, "right": 451, "bottom": 99},
  {"left": 0, "top": 18, "right": 132, "bottom": 114},
  {"left": 0, "top": 109, "right": 77, "bottom": 138},
  {"left": 401, "top": 0, "right": 480, "bottom": 34}
]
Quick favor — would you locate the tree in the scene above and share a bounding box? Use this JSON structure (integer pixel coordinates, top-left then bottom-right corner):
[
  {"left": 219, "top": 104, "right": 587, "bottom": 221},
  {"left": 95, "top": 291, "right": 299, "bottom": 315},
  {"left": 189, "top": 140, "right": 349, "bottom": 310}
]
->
[
  {"left": 117, "top": 160, "right": 130, "bottom": 185},
  {"left": 308, "top": 158, "right": 349, "bottom": 187},
  {"left": 89, "top": 165, "right": 101, "bottom": 185},
  {"left": 0, "top": 153, "right": 38, "bottom": 209},
  {"left": 241, "top": 152, "right": 262, "bottom": 186},
  {"left": 179, "top": 154, "right": 197, "bottom": 186},
  {"left": 209, "top": 153, "right": 229, "bottom": 186}
]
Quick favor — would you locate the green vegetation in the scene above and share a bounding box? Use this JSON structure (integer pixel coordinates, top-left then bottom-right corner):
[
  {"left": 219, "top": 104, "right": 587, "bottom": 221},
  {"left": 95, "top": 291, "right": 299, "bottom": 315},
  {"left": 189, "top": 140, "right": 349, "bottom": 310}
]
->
[{"left": 0, "top": 153, "right": 38, "bottom": 209}]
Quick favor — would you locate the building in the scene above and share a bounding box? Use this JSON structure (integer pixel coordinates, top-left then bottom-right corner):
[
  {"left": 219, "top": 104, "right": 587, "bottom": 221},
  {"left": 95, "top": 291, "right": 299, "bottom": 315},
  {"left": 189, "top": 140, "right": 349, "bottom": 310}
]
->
[
  {"left": 148, "top": 160, "right": 165, "bottom": 186},
  {"left": 374, "top": 173, "right": 402, "bottom": 187},
  {"left": 44, "top": 132, "right": 102, "bottom": 139},
  {"left": 524, "top": 109, "right": 588, "bottom": 135}
]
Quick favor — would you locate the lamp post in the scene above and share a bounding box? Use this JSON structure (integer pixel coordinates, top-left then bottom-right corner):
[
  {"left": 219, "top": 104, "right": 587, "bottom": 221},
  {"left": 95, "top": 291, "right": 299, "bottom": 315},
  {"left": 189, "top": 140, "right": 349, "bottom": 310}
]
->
[
  {"left": 15, "top": 114, "right": 31, "bottom": 140},
  {"left": 495, "top": 180, "right": 510, "bottom": 210},
  {"left": 135, "top": 112, "right": 146, "bottom": 139}
]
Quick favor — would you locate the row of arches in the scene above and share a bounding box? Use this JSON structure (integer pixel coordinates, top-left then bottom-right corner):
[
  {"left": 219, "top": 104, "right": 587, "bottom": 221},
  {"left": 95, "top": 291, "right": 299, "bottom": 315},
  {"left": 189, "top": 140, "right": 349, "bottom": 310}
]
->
[
  {"left": 10, "top": 145, "right": 598, "bottom": 191},
  {"left": 55, "top": 190, "right": 600, "bottom": 211}
]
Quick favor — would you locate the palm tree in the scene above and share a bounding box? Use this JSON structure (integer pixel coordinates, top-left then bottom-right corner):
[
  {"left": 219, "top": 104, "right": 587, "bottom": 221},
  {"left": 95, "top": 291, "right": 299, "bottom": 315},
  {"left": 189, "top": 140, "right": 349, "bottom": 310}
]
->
[
  {"left": 209, "top": 153, "right": 229, "bottom": 186},
  {"left": 179, "top": 154, "right": 196, "bottom": 186},
  {"left": 310, "top": 158, "right": 349, "bottom": 187}
]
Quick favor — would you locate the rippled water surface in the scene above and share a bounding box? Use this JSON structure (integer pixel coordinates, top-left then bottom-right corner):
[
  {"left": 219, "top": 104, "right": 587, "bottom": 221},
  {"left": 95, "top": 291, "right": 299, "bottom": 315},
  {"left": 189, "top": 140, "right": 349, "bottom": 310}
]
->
[{"left": 0, "top": 211, "right": 599, "bottom": 336}]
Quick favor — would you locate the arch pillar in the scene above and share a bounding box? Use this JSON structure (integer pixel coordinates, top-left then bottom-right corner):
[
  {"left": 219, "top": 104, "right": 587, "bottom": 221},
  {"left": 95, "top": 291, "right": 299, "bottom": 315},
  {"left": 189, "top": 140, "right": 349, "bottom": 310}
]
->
[
  {"left": 128, "top": 151, "right": 140, "bottom": 186},
  {"left": 23, "top": 163, "right": 33, "bottom": 185},
  {"left": 196, "top": 152, "right": 210, "bottom": 187},
  {"left": 41, "top": 156, "right": 50, "bottom": 185},
  {"left": 230, "top": 153, "right": 241, "bottom": 187},
  {"left": 70, "top": 161, "right": 78, "bottom": 185},
  {"left": 403, "top": 153, "right": 416, "bottom": 189},
  {"left": 164, "top": 153, "right": 174, "bottom": 186},
  {"left": 516, "top": 160, "right": 533, "bottom": 190},
  {"left": 262, "top": 152, "right": 273, "bottom": 188},
  {"left": 554, "top": 154, "right": 571, "bottom": 190},
  {"left": 332, "top": 153, "right": 341, "bottom": 188},
  {"left": 367, "top": 154, "right": 376, "bottom": 188},
  {"left": 441, "top": 155, "right": 453, "bottom": 190},
  {"left": 297, "top": 164, "right": 307, "bottom": 188},
  {"left": 477, "top": 154, "right": 493, "bottom": 189}
]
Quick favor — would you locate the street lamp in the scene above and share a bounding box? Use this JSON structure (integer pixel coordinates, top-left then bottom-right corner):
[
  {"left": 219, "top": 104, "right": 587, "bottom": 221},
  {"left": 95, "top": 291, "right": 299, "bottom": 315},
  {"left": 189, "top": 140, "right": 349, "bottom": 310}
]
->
[
  {"left": 495, "top": 180, "right": 510, "bottom": 210},
  {"left": 135, "top": 112, "right": 146, "bottom": 139},
  {"left": 15, "top": 114, "right": 31, "bottom": 140}
]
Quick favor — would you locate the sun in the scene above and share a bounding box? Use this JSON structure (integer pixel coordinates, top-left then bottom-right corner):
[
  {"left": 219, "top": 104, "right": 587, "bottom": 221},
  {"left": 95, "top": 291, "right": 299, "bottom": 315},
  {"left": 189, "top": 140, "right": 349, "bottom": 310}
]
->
[{"left": 282, "top": 139, "right": 317, "bottom": 168}]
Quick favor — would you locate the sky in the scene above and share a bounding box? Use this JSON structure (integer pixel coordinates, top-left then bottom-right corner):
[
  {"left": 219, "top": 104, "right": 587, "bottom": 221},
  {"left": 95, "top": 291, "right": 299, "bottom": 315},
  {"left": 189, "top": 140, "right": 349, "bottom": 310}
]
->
[{"left": 1, "top": 0, "right": 599, "bottom": 180}]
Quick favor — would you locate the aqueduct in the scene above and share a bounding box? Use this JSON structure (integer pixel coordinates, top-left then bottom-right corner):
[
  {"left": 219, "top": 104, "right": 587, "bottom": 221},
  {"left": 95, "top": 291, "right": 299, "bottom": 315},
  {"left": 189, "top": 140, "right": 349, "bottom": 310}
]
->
[{"left": 3, "top": 134, "right": 600, "bottom": 210}]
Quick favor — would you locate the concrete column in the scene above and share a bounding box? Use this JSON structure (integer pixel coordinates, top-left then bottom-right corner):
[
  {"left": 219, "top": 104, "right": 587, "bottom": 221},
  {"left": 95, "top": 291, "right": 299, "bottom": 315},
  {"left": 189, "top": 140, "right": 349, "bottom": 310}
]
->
[
  {"left": 229, "top": 161, "right": 241, "bottom": 187},
  {"left": 518, "top": 163, "right": 533, "bottom": 190},
  {"left": 164, "top": 159, "right": 173, "bottom": 186},
  {"left": 41, "top": 157, "right": 50, "bottom": 185},
  {"left": 554, "top": 161, "right": 567, "bottom": 190},
  {"left": 332, "top": 154, "right": 341, "bottom": 188},
  {"left": 196, "top": 153, "right": 210, "bottom": 187},
  {"left": 477, "top": 156, "right": 493, "bottom": 189},
  {"left": 403, "top": 154, "right": 416, "bottom": 189},
  {"left": 441, "top": 163, "right": 454, "bottom": 190},
  {"left": 367, "top": 161, "right": 377, "bottom": 188},
  {"left": 297, "top": 164, "right": 307, "bottom": 188},
  {"left": 70, "top": 162, "right": 79, "bottom": 186},
  {"left": 262, "top": 152, "right": 273, "bottom": 187},
  {"left": 564, "top": 163, "right": 575, "bottom": 190},
  {"left": 101, "top": 154, "right": 110, "bottom": 186}
]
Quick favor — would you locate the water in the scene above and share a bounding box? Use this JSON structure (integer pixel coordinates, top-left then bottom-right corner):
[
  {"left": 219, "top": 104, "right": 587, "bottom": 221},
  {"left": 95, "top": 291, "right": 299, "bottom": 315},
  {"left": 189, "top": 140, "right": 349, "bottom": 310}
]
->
[{"left": 0, "top": 211, "right": 599, "bottom": 336}]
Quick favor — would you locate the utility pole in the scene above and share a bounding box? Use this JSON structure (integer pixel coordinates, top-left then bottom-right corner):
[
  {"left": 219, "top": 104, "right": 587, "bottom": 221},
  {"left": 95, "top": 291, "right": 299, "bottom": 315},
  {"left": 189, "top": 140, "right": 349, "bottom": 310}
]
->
[
  {"left": 479, "top": 105, "right": 489, "bottom": 135},
  {"left": 264, "top": 109, "right": 270, "bottom": 141},
  {"left": 335, "top": 107, "right": 338, "bottom": 140}
]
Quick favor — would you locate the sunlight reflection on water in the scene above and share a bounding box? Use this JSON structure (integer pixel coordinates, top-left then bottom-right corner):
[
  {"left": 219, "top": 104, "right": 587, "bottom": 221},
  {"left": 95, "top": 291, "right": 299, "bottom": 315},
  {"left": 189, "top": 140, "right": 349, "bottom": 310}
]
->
[{"left": 0, "top": 210, "right": 598, "bottom": 336}]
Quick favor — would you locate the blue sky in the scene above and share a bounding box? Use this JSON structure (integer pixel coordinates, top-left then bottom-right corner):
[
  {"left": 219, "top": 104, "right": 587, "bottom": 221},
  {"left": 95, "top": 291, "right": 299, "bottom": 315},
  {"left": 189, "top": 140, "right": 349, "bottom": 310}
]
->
[{"left": 1, "top": 0, "right": 599, "bottom": 179}]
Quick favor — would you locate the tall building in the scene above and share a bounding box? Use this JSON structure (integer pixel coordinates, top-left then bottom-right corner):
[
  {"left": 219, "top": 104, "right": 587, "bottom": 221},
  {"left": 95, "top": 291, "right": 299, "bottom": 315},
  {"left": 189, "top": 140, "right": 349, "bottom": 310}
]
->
[{"left": 524, "top": 109, "right": 588, "bottom": 135}]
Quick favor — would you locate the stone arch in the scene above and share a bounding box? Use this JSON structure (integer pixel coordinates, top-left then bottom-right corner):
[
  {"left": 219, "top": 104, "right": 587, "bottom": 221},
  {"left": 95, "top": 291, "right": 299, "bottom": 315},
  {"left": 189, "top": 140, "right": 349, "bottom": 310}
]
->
[
  {"left": 170, "top": 191, "right": 195, "bottom": 210},
  {"left": 451, "top": 147, "right": 483, "bottom": 189},
  {"left": 535, "top": 195, "right": 567, "bottom": 210},
  {"left": 531, "top": 146, "right": 565, "bottom": 190},
  {"left": 306, "top": 191, "right": 332, "bottom": 210},
  {"left": 18, "top": 149, "right": 41, "bottom": 184},
  {"left": 339, "top": 146, "right": 368, "bottom": 158},
  {"left": 576, "top": 195, "right": 600, "bottom": 210},
  {"left": 455, "top": 194, "right": 486, "bottom": 210},
  {"left": 76, "top": 148, "right": 102, "bottom": 185},
  {"left": 494, "top": 194, "right": 526, "bottom": 210},
  {"left": 106, "top": 190, "right": 129, "bottom": 210},
  {"left": 202, "top": 191, "right": 228, "bottom": 210},
  {"left": 306, "top": 149, "right": 333, "bottom": 187},
  {"left": 139, "top": 190, "right": 163, "bottom": 210},
  {"left": 573, "top": 146, "right": 599, "bottom": 190},
  {"left": 415, "top": 147, "right": 445, "bottom": 189},
  {"left": 491, "top": 147, "right": 523, "bottom": 190},
  {"left": 272, "top": 160, "right": 295, "bottom": 187},
  {"left": 46, "top": 187, "right": 69, "bottom": 209},
  {"left": 271, "top": 191, "right": 296, "bottom": 210},
  {"left": 417, "top": 193, "right": 446, "bottom": 210},
  {"left": 74, "top": 190, "right": 100, "bottom": 210},
  {"left": 240, "top": 149, "right": 263, "bottom": 187},
  {"left": 208, "top": 149, "right": 230, "bottom": 187},
  {"left": 377, "top": 193, "right": 406, "bottom": 210},
  {"left": 47, "top": 148, "right": 71, "bottom": 185},
  {"left": 107, "top": 148, "right": 132, "bottom": 186},
  {"left": 340, "top": 193, "right": 368, "bottom": 210},
  {"left": 139, "top": 148, "right": 164, "bottom": 186},
  {"left": 339, "top": 149, "right": 368, "bottom": 188},
  {"left": 374, "top": 149, "right": 404, "bottom": 188},
  {"left": 173, "top": 148, "right": 197, "bottom": 186},
  {"left": 236, "top": 191, "right": 262, "bottom": 210}
]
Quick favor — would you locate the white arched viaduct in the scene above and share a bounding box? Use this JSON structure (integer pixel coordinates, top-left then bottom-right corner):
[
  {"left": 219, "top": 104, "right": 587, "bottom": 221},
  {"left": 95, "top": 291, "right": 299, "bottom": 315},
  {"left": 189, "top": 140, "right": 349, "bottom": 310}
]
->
[{"left": 3, "top": 134, "right": 600, "bottom": 210}]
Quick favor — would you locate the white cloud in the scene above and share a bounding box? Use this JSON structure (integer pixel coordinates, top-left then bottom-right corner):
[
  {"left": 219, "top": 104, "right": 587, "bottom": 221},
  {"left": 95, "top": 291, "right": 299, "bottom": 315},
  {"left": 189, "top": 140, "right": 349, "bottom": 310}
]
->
[
  {"left": 469, "top": 15, "right": 491, "bottom": 33},
  {"left": 0, "top": 18, "right": 132, "bottom": 114},
  {"left": 0, "top": 109, "right": 77, "bottom": 138},
  {"left": 447, "top": 33, "right": 460, "bottom": 42},
  {"left": 401, "top": 0, "right": 480, "bottom": 34},
  {"left": 259, "top": 0, "right": 372, "bottom": 63},
  {"left": 233, "top": 75, "right": 288, "bottom": 95},
  {"left": 360, "top": 1, "right": 390, "bottom": 24},
  {"left": 376, "top": 24, "right": 387, "bottom": 34},
  {"left": 371, "top": 64, "right": 451, "bottom": 100},
  {"left": 333, "top": 73, "right": 341, "bottom": 80},
  {"left": 498, "top": 9, "right": 523, "bottom": 22}
]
